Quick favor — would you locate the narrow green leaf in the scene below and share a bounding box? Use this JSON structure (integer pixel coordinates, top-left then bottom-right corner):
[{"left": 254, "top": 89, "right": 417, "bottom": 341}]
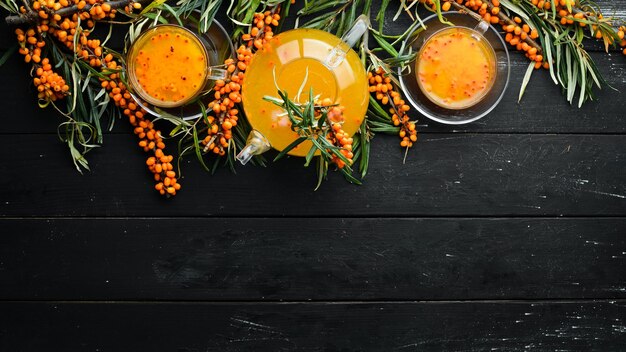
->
[
  {"left": 518, "top": 61, "right": 535, "bottom": 103},
  {"left": 141, "top": 0, "right": 168, "bottom": 15},
  {"left": 368, "top": 95, "right": 390, "bottom": 118},
  {"left": 499, "top": 0, "right": 529, "bottom": 21},
  {"left": 341, "top": 168, "right": 362, "bottom": 185},
  {"left": 310, "top": 137, "right": 332, "bottom": 160},
  {"left": 304, "top": 144, "right": 317, "bottom": 167},
  {"left": 372, "top": 33, "right": 398, "bottom": 57},
  {"left": 273, "top": 136, "right": 308, "bottom": 161},
  {"left": 314, "top": 157, "right": 327, "bottom": 191},
  {"left": 543, "top": 32, "right": 558, "bottom": 85},
  {"left": 0, "top": 45, "right": 18, "bottom": 67},
  {"left": 193, "top": 127, "right": 211, "bottom": 172},
  {"left": 359, "top": 120, "right": 369, "bottom": 178},
  {"left": 577, "top": 51, "right": 586, "bottom": 108}
]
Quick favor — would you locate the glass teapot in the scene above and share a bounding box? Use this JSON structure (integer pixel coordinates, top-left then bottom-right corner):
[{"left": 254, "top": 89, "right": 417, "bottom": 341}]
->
[{"left": 237, "top": 16, "right": 370, "bottom": 164}]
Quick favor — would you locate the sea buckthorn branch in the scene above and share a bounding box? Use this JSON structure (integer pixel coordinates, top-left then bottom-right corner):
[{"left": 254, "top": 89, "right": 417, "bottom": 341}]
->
[
  {"left": 200, "top": 11, "right": 281, "bottom": 159},
  {"left": 437, "top": 0, "right": 544, "bottom": 54},
  {"left": 5, "top": 0, "right": 148, "bottom": 25},
  {"left": 321, "top": 99, "right": 354, "bottom": 170},
  {"left": 525, "top": 0, "right": 625, "bottom": 55},
  {"left": 264, "top": 90, "right": 360, "bottom": 189},
  {"left": 15, "top": 28, "right": 70, "bottom": 101},
  {"left": 416, "top": 0, "right": 545, "bottom": 67},
  {"left": 367, "top": 4, "right": 422, "bottom": 161},
  {"left": 10, "top": 0, "right": 123, "bottom": 170},
  {"left": 100, "top": 65, "right": 182, "bottom": 197},
  {"left": 10, "top": 0, "right": 139, "bottom": 105},
  {"left": 368, "top": 67, "right": 417, "bottom": 152},
  {"left": 9, "top": 0, "right": 181, "bottom": 196},
  {"left": 404, "top": 0, "right": 621, "bottom": 105},
  {"left": 448, "top": 0, "right": 543, "bottom": 58},
  {"left": 93, "top": 45, "right": 181, "bottom": 196}
]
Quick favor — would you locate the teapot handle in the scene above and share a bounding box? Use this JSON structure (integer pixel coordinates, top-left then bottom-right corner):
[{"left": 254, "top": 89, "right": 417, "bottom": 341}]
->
[{"left": 324, "top": 14, "right": 370, "bottom": 68}]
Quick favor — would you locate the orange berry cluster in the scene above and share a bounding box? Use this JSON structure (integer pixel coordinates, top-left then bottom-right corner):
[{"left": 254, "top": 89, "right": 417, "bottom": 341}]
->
[
  {"left": 315, "top": 99, "right": 353, "bottom": 169},
  {"left": 46, "top": 3, "right": 116, "bottom": 68},
  {"left": 532, "top": 0, "right": 590, "bottom": 29},
  {"left": 15, "top": 28, "right": 69, "bottom": 101},
  {"left": 328, "top": 122, "right": 354, "bottom": 169},
  {"left": 368, "top": 68, "right": 417, "bottom": 149},
  {"left": 100, "top": 59, "right": 181, "bottom": 197},
  {"left": 464, "top": 0, "right": 545, "bottom": 68},
  {"left": 13, "top": 0, "right": 124, "bottom": 102},
  {"left": 14, "top": 0, "right": 178, "bottom": 196},
  {"left": 203, "top": 56, "right": 245, "bottom": 156},
  {"left": 429, "top": 0, "right": 547, "bottom": 69},
  {"left": 529, "top": 0, "right": 626, "bottom": 56},
  {"left": 419, "top": 0, "right": 548, "bottom": 69},
  {"left": 330, "top": 132, "right": 354, "bottom": 170},
  {"left": 438, "top": 0, "right": 501, "bottom": 25},
  {"left": 502, "top": 18, "right": 544, "bottom": 69},
  {"left": 557, "top": 8, "right": 587, "bottom": 26},
  {"left": 420, "top": 0, "right": 500, "bottom": 24},
  {"left": 15, "top": 27, "right": 45, "bottom": 63},
  {"left": 202, "top": 11, "right": 281, "bottom": 156},
  {"left": 34, "top": 58, "right": 70, "bottom": 100},
  {"left": 241, "top": 11, "right": 280, "bottom": 49}
]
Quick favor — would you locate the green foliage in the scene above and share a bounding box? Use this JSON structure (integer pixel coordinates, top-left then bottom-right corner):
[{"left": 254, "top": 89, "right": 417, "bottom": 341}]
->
[{"left": 264, "top": 89, "right": 361, "bottom": 189}]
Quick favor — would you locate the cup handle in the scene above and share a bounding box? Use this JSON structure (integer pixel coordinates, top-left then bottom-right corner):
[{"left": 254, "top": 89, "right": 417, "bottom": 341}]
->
[
  {"left": 206, "top": 67, "right": 229, "bottom": 80},
  {"left": 473, "top": 19, "right": 489, "bottom": 36},
  {"left": 324, "top": 14, "right": 370, "bottom": 68}
]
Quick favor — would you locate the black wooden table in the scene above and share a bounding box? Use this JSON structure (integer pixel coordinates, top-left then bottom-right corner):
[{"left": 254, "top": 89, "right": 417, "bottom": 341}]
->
[{"left": 1, "top": 2, "right": 625, "bottom": 351}]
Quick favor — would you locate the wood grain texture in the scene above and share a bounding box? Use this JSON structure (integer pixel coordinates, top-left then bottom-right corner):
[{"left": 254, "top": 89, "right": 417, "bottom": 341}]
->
[
  {"left": 1, "top": 2, "right": 625, "bottom": 350},
  {"left": 1, "top": 2, "right": 625, "bottom": 134},
  {"left": 1, "top": 301, "right": 625, "bottom": 351},
  {"left": 1, "top": 218, "right": 624, "bottom": 301},
  {"left": 1, "top": 51, "right": 625, "bottom": 135},
  {"left": 1, "top": 134, "right": 624, "bottom": 217}
]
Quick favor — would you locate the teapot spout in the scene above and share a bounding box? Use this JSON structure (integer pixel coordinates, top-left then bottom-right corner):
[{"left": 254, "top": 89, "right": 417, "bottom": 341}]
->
[
  {"left": 325, "top": 15, "right": 370, "bottom": 68},
  {"left": 236, "top": 129, "right": 271, "bottom": 165}
]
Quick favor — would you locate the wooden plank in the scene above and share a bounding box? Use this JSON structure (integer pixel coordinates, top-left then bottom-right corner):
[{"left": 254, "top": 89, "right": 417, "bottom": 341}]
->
[
  {"left": 1, "top": 134, "right": 624, "bottom": 217},
  {"left": 1, "top": 1, "right": 625, "bottom": 134},
  {"left": 419, "top": 53, "right": 626, "bottom": 133},
  {"left": 0, "top": 301, "right": 624, "bottom": 351},
  {"left": 1, "top": 218, "right": 624, "bottom": 301},
  {"left": 0, "top": 52, "right": 70, "bottom": 134},
  {"left": 383, "top": 1, "right": 626, "bottom": 53},
  {"left": 1, "top": 0, "right": 624, "bottom": 52},
  {"left": 1, "top": 49, "right": 625, "bottom": 134}
]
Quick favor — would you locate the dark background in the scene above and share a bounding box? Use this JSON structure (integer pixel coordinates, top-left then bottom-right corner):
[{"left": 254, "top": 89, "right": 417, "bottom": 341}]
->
[{"left": 1, "top": 1, "right": 625, "bottom": 351}]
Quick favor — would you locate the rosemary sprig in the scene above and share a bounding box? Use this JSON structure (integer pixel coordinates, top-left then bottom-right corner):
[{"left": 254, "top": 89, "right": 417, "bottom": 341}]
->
[{"left": 263, "top": 88, "right": 361, "bottom": 189}]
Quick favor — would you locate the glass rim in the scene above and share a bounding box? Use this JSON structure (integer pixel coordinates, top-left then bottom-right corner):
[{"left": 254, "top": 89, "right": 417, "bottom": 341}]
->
[
  {"left": 127, "top": 23, "right": 211, "bottom": 108},
  {"left": 398, "top": 11, "right": 511, "bottom": 125},
  {"left": 415, "top": 26, "right": 498, "bottom": 111}
]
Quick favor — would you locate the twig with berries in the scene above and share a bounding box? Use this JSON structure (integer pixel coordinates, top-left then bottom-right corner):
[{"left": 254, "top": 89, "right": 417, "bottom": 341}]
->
[
  {"left": 368, "top": 68, "right": 417, "bottom": 157},
  {"left": 5, "top": 0, "right": 148, "bottom": 25},
  {"left": 200, "top": 11, "right": 281, "bottom": 158},
  {"left": 264, "top": 89, "right": 360, "bottom": 189},
  {"left": 402, "top": 0, "right": 621, "bottom": 106},
  {"left": 9, "top": 0, "right": 181, "bottom": 196}
]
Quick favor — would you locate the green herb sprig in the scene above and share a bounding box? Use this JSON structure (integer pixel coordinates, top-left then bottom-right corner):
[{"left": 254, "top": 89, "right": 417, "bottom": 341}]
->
[{"left": 264, "top": 88, "right": 362, "bottom": 190}]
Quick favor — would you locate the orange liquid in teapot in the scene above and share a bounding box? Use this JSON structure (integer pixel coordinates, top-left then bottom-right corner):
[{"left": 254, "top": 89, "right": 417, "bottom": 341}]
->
[
  {"left": 416, "top": 27, "right": 496, "bottom": 109},
  {"left": 242, "top": 29, "right": 368, "bottom": 157}
]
